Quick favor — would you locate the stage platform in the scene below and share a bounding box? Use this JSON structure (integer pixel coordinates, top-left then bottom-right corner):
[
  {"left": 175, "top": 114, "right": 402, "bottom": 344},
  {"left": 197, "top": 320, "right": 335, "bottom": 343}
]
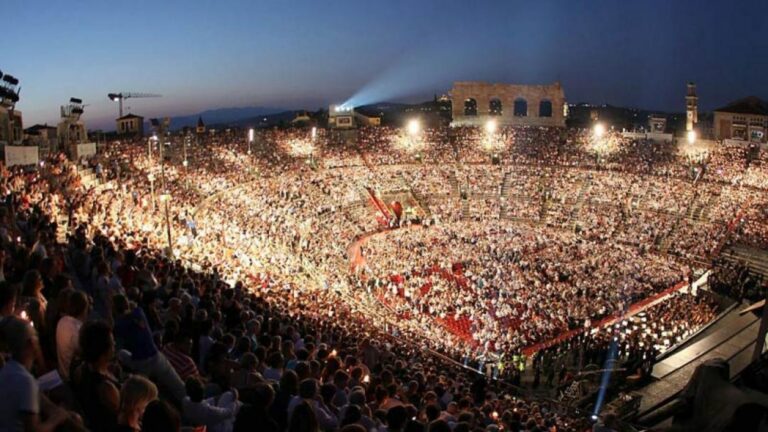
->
[{"left": 636, "top": 305, "right": 760, "bottom": 415}]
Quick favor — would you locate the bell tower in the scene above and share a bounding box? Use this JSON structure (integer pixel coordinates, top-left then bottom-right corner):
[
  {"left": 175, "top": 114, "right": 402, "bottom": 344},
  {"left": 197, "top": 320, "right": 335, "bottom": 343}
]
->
[{"left": 686, "top": 82, "right": 698, "bottom": 132}]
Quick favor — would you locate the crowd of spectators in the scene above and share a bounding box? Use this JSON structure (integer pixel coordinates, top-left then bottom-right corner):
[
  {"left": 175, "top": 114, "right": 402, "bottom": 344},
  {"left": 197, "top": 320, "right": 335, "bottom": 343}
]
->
[{"left": 0, "top": 123, "right": 765, "bottom": 431}]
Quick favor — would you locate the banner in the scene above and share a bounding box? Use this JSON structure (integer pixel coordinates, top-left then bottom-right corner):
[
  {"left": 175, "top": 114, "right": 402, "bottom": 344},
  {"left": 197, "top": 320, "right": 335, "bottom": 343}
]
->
[
  {"left": 4, "top": 145, "right": 39, "bottom": 166},
  {"left": 75, "top": 142, "right": 97, "bottom": 158}
]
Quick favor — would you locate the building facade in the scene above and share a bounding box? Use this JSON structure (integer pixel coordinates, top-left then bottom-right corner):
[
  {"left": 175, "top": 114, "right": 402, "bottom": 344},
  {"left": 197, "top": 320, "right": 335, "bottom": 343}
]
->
[
  {"left": 0, "top": 106, "right": 23, "bottom": 146},
  {"left": 24, "top": 124, "right": 58, "bottom": 155},
  {"left": 450, "top": 81, "right": 566, "bottom": 127},
  {"left": 713, "top": 97, "right": 768, "bottom": 143},
  {"left": 116, "top": 114, "right": 144, "bottom": 136},
  {"left": 328, "top": 105, "right": 355, "bottom": 129}
]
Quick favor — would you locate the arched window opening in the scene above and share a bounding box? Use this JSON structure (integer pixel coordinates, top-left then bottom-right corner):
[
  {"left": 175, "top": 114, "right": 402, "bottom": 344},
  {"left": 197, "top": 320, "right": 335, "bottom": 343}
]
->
[
  {"left": 513, "top": 98, "right": 528, "bottom": 117},
  {"left": 539, "top": 100, "right": 553, "bottom": 117},
  {"left": 464, "top": 98, "right": 478, "bottom": 116},
  {"left": 489, "top": 98, "right": 503, "bottom": 116}
]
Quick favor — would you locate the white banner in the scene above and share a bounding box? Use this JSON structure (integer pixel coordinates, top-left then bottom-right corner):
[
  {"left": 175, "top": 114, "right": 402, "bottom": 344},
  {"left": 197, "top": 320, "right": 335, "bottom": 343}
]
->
[
  {"left": 4, "top": 145, "right": 39, "bottom": 166},
  {"left": 75, "top": 142, "right": 97, "bottom": 158}
]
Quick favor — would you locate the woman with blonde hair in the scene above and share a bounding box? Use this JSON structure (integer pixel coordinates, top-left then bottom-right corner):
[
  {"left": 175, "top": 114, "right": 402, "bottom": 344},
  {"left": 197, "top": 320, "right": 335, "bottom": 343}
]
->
[{"left": 115, "top": 375, "right": 159, "bottom": 432}]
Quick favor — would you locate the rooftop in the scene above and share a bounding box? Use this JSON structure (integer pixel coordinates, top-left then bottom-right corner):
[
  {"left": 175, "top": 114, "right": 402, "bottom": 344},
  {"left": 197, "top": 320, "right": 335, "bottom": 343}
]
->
[{"left": 714, "top": 96, "right": 768, "bottom": 116}]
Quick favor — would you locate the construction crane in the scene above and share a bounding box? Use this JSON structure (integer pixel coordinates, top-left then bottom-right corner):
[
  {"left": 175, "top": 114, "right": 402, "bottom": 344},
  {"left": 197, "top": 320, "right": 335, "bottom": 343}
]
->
[{"left": 107, "top": 92, "right": 161, "bottom": 117}]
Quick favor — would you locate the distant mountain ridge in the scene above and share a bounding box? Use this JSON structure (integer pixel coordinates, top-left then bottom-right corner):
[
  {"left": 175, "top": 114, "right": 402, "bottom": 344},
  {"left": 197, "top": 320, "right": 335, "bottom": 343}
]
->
[{"left": 169, "top": 106, "right": 284, "bottom": 130}]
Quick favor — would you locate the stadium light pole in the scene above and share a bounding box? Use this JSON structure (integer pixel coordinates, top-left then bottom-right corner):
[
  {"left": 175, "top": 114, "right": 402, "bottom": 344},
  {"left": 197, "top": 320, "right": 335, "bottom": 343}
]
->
[
  {"left": 247, "top": 128, "right": 254, "bottom": 155},
  {"left": 149, "top": 133, "right": 157, "bottom": 161},
  {"left": 147, "top": 173, "right": 156, "bottom": 211},
  {"left": 159, "top": 192, "right": 173, "bottom": 257}
]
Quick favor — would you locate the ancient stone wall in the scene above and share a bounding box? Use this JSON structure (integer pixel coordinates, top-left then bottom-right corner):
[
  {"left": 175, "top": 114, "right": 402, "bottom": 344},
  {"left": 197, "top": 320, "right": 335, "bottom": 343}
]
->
[{"left": 450, "top": 81, "right": 566, "bottom": 127}]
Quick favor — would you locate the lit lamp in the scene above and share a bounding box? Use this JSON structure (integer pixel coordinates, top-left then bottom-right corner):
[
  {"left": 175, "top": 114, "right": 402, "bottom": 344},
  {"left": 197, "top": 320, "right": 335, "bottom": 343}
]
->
[
  {"left": 182, "top": 159, "right": 188, "bottom": 168},
  {"left": 407, "top": 119, "right": 421, "bottom": 136},
  {"left": 311, "top": 126, "right": 317, "bottom": 141},
  {"left": 593, "top": 122, "right": 606, "bottom": 138},
  {"left": 247, "top": 128, "right": 254, "bottom": 155},
  {"left": 686, "top": 130, "right": 697, "bottom": 144},
  {"left": 485, "top": 119, "right": 497, "bottom": 134}
]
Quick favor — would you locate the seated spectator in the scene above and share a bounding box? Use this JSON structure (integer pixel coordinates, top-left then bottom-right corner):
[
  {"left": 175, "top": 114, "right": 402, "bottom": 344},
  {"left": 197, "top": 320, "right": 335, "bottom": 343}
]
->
[
  {"left": 56, "top": 290, "right": 89, "bottom": 380},
  {"left": 141, "top": 399, "right": 181, "bottom": 432},
  {"left": 73, "top": 320, "right": 121, "bottom": 431},
  {"left": 289, "top": 400, "right": 320, "bottom": 432},
  {"left": 288, "top": 378, "right": 338, "bottom": 430},
  {"left": 161, "top": 330, "right": 200, "bottom": 382},
  {"left": 115, "top": 374, "right": 159, "bottom": 432},
  {"left": 233, "top": 382, "right": 279, "bottom": 432},
  {"left": 0, "top": 317, "right": 70, "bottom": 431},
  {"left": 113, "top": 294, "right": 186, "bottom": 404},
  {"left": 182, "top": 376, "right": 239, "bottom": 432}
]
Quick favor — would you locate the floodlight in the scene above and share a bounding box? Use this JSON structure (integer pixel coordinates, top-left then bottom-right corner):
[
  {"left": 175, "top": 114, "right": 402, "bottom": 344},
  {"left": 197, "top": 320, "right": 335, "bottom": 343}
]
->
[
  {"left": 593, "top": 123, "right": 606, "bottom": 138},
  {"left": 485, "top": 119, "right": 497, "bottom": 134},
  {"left": 407, "top": 119, "right": 421, "bottom": 136},
  {"left": 686, "top": 130, "right": 696, "bottom": 144}
]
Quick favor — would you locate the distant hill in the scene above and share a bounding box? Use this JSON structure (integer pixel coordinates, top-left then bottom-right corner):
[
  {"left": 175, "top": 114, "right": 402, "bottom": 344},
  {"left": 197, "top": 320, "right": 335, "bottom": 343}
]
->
[
  {"left": 169, "top": 106, "right": 284, "bottom": 130},
  {"left": 216, "top": 110, "right": 304, "bottom": 129}
]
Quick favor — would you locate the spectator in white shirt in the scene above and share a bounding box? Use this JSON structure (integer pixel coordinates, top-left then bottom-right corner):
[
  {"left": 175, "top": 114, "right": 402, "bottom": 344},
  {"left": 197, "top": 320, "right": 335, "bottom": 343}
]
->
[
  {"left": 182, "top": 376, "right": 240, "bottom": 432},
  {"left": 0, "top": 317, "right": 69, "bottom": 431},
  {"left": 56, "top": 290, "right": 89, "bottom": 379},
  {"left": 287, "top": 378, "right": 338, "bottom": 430}
]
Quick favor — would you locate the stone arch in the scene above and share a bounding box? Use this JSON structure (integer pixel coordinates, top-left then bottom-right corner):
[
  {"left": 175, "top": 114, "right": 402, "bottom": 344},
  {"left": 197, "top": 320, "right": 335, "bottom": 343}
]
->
[
  {"left": 464, "top": 98, "right": 478, "bottom": 116},
  {"left": 539, "top": 100, "right": 553, "bottom": 117},
  {"left": 489, "top": 98, "right": 503, "bottom": 116},
  {"left": 513, "top": 98, "right": 528, "bottom": 117}
]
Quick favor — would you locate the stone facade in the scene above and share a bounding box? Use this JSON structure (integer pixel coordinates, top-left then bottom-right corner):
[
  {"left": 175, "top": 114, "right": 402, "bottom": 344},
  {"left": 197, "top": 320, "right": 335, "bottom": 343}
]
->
[
  {"left": 713, "top": 97, "right": 768, "bottom": 144},
  {"left": 116, "top": 114, "right": 144, "bottom": 137},
  {"left": 450, "top": 81, "right": 566, "bottom": 127}
]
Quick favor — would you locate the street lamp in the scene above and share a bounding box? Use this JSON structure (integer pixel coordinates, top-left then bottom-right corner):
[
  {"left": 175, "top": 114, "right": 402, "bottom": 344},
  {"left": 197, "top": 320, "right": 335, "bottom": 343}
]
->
[
  {"left": 147, "top": 173, "right": 156, "bottom": 211},
  {"left": 149, "top": 133, "right": 158, "bottom": 161},
  {"left": 311, "top": 126, "right": 317, "bottom": 141},
  {"left": 247, "top": 128, "right": 254, "bottom": 155},
  {"left": 159, "top": 192, "right": 173, "bottom": 257}
]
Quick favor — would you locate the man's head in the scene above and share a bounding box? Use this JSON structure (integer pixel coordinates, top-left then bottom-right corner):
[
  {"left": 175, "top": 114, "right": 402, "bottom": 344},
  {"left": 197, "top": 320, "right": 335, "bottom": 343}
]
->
[
  {"left": 185, "top": 376, "right": 205, "bottom": 403},
  {"left": 0, "top": 282, "right": 17, "bottom": 316},
  {"left": 68, "top": 290, "right": 89, "bottom": 320},
  {"left": 386, "top": 405, "right": 408, "bottom": 432},
  {"left": 298, "top": 378, "right": 319, "bottom": 399},
  {"left": 1, "top": 316, "right": 38, "bottom": 366},
  {"left": 113, "top": 294, "right": 130, "bottom": 317}
]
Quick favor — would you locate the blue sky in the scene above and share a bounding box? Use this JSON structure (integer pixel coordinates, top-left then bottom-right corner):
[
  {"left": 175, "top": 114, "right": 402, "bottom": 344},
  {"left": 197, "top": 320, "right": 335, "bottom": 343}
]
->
[{"left": 6, "top": 0, "right": 768, "bottom": 129}]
